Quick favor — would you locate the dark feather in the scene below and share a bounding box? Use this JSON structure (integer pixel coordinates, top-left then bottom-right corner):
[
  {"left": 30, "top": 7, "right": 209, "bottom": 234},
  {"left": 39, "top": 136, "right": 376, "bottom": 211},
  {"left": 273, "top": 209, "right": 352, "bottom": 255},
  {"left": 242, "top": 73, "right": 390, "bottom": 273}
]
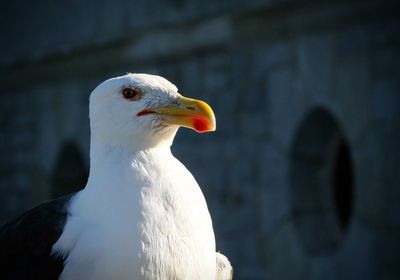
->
[{"left": 0, "top": 194, "right": 75, "bottom": 280}]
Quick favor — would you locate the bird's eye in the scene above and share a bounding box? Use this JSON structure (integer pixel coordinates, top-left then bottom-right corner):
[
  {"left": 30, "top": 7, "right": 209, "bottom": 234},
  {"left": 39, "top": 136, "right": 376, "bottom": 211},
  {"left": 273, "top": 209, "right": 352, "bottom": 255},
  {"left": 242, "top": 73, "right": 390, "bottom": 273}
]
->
[{"left": 122, "top": 88, "right": 140, "bottom": 101}]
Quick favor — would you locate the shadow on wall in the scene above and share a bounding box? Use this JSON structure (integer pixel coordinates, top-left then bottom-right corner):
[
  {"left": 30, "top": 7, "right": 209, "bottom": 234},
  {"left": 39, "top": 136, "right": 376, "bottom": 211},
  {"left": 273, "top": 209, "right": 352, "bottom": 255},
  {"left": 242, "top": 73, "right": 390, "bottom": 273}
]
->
[{"left": 51, "top": 141, "right": 88, "bottom": 198}]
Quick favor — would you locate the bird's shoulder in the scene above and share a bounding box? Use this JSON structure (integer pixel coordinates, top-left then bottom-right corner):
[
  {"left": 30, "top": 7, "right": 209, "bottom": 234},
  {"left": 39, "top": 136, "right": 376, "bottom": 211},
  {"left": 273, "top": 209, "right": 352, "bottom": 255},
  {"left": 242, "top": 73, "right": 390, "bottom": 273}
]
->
[{"left": 0, "top": 193, "right": 75, "bottom": 279}]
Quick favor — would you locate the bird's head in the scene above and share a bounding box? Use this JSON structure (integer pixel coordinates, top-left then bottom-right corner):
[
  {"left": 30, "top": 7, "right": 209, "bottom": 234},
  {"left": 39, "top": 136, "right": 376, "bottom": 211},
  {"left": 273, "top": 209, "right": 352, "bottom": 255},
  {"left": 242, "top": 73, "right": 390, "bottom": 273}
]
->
[{"left": 89, "top": 73, "right": 216, "bottom": 149}]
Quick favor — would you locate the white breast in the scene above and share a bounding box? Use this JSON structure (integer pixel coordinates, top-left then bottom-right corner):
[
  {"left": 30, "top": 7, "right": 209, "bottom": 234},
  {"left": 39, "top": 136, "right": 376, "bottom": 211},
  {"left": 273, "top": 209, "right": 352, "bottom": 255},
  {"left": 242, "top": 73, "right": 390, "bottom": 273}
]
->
[{"left": 52, "top": 148, "right": 216, "bottom": 280}]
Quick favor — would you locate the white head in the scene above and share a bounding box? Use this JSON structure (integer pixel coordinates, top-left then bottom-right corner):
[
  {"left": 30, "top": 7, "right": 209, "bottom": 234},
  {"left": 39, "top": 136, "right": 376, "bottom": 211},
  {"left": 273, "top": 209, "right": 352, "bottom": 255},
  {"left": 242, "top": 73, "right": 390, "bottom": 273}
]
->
[{"left": 89, "top": 73, "right": 216, "bottom": 150}]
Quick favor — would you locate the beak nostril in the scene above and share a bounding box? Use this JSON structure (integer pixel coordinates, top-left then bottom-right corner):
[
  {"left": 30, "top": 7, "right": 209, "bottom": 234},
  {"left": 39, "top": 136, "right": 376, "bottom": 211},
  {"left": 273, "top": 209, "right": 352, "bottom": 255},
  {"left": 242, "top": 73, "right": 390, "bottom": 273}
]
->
[{"left": 186, "top": 106, "right": 196, "bottom": 111}]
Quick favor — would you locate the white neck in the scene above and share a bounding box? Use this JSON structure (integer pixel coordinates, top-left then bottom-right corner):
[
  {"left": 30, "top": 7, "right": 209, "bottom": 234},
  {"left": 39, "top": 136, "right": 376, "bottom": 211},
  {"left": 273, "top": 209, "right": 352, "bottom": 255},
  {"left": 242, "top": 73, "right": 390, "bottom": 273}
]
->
[
  {"left": 86, "top": 124, "right": 179, "bottom": 181},
  {"left": 86, "top": 139, "right": 172, "bottom": 188}
]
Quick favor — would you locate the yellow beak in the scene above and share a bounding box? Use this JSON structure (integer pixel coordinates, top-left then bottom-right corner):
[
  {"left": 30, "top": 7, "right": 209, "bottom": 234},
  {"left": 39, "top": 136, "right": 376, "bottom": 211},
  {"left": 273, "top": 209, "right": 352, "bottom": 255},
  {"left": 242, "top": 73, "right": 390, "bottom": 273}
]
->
[{"left": 138, "top": 95, "right": 216, "bottom": 133}]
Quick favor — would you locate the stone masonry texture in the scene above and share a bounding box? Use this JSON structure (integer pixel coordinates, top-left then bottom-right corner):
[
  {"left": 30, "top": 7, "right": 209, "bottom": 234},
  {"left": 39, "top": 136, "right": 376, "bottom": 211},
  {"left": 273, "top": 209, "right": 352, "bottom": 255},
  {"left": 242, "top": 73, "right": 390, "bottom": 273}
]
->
[{"left": 0, "top": 0, "right": 399, "bottom": 279}]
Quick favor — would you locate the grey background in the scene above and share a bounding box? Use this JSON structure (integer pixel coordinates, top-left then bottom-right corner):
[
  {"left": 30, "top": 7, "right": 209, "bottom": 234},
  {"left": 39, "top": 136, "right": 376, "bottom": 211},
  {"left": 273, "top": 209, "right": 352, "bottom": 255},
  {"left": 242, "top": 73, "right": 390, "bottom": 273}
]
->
[{"left": 0, "top": 0, "right": 399, "bottom": 279}]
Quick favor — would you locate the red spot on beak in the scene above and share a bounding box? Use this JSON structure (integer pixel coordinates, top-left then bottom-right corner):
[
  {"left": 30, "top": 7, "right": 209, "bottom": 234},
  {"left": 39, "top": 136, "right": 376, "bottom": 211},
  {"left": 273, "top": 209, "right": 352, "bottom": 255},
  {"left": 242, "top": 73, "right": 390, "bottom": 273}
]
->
[{"left": 192, "top": 116, "right": 210, "bottom": 133}]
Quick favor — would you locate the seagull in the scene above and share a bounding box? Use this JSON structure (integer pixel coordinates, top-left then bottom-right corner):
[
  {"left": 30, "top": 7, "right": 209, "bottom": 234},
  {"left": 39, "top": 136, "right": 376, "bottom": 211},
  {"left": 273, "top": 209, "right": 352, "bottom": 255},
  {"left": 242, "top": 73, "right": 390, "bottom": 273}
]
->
[{"left": 0, "top": 73, "right": 232, "bottom": 280}]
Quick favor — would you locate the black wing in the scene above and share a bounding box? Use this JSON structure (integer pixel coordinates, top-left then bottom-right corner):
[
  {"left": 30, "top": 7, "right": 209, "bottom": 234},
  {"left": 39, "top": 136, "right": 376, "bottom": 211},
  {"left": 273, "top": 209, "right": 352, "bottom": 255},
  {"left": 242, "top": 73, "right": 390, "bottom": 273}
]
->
[{"left": 0, "top": 194, "right": 75, "bottom": 280}]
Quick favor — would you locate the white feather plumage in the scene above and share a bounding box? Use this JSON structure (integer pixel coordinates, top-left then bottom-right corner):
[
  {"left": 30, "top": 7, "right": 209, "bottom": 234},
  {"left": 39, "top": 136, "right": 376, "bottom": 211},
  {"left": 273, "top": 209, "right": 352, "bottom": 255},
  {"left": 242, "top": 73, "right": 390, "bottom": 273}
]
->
[{"left": 52, "top": 74, "right": 232, "bottom": 280}]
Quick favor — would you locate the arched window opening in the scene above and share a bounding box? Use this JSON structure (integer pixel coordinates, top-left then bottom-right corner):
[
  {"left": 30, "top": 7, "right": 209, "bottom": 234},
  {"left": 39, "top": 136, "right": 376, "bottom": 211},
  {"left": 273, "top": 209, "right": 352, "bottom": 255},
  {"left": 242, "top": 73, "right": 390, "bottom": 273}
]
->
[
  {"left": 51, "top": 142, "right": 88, "bottom": 198},
  {"left": 290, "top": 108, "right": 354, "bottom": 256}
]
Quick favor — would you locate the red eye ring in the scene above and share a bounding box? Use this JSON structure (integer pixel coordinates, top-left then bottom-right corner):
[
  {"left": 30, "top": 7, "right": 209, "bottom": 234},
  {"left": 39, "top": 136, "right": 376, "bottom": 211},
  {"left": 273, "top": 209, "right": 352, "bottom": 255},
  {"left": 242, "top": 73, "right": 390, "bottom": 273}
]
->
[{"left": 122, "top": 88, "right": 140, "bottom": 101}]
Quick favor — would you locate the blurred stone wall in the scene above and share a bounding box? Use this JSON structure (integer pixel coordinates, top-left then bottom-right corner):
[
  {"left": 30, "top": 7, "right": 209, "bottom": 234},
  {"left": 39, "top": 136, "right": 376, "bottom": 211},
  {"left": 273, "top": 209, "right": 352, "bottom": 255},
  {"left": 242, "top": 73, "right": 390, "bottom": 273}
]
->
[{"left": 0, "top": 0, "right": 399, "bottom": 279}]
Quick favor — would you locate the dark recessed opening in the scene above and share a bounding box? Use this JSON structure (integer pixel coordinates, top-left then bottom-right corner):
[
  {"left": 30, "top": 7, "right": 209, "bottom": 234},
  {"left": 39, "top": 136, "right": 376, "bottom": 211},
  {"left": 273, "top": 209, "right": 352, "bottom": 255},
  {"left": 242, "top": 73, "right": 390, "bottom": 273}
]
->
[
  {"left": 332, "top": 139, "right": 353, "bottom": 231},
  {"left": 51, "top": 142, "right": 88, "bottom": 198},
  {"left": 290, "top": 107, "right": 355, "bottom": 256}
]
